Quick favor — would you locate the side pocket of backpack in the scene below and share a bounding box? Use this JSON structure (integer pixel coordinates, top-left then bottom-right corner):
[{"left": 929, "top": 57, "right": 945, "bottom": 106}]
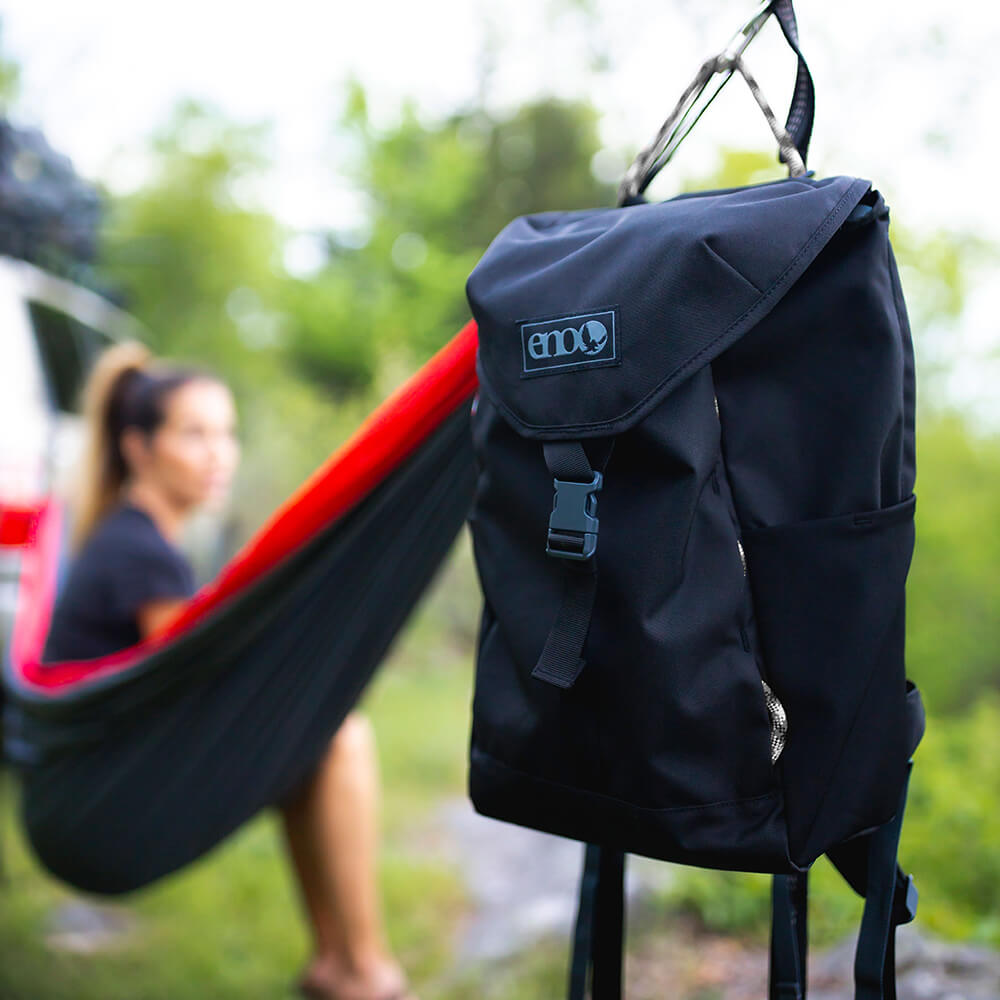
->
[{"left": 740, "top": 492, "right": 917, "bottom": 866}]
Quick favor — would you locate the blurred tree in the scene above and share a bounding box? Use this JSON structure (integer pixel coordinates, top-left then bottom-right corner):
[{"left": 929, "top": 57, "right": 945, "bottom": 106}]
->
[
  {"left": 679, "top": 147, "right": 788, "bottom": 193},
  {"left": 97, "top": 99, "right": 288, "bottom": 395},
  {"left": 97, "top": 84, "right": 617, "bottom": 397},
  {"left": 94, "top": 100, "right": 334, "bottom": 538},
  {"left": 280, "top": 81, "right": 616, "bottom": 391},
  {"left": 0, "top": 18, "right": 20, "bottom": 107},
  {"left": 907, "top": 414, "right": 1000, "bottom": 712}
]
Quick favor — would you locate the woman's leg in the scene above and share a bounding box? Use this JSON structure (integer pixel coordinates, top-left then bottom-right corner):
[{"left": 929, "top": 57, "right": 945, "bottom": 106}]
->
[{"left": 279, "top": 712, "right": 414, "bottom": 1000}]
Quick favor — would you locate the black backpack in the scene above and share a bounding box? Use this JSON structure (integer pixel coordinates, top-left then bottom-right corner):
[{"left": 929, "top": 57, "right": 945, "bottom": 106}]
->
[{"left": 463, "top": 4, "right": 923, "bottom": 997}]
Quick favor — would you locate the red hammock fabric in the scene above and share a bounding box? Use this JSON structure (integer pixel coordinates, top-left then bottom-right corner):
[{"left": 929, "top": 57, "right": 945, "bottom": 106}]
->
[
  {"left": 11, "top": 320, "right": 479, "bottom": 695},
  {"left": 0, "top": 506, "right": 45, "bottom": 547}
]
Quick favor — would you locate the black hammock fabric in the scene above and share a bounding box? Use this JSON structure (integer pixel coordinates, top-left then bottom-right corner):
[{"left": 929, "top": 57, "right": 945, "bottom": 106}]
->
[{"left": 2, "top": 323, "right": 478, "bottom": 895}]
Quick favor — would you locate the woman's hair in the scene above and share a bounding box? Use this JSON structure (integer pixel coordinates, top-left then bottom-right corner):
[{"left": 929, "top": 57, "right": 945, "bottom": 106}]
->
[{"left": 72, "top": 341, "right": 216, "bottom": 549}]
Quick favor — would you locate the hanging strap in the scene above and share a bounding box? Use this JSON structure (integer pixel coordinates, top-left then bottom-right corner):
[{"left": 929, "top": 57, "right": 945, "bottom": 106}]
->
[
  {"left": 770, "top": 871, "right": 809, "bottom": 1000},
  {"left": 617, "top": 0, "right": 816, "bottom": 203},
  {"left": 532, "top": 440, "right": 614, "bottom": 689},
  {"left": 568, "top": 843, "right": 627, "bottom": 1000},
  {"left": 769, "top": 0, "right": 815, "bottom": 167}
]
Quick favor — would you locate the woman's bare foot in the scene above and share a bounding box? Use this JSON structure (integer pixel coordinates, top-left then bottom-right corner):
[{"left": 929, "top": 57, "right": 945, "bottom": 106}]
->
[{"left": 296, "top": 953, "right": 417, "bottom": 1000}]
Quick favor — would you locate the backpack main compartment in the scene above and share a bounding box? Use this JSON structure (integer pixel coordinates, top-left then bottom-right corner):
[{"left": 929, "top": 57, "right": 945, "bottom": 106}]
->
[{"left": 465, "top": 174, "right": 918, "bottom": 874}]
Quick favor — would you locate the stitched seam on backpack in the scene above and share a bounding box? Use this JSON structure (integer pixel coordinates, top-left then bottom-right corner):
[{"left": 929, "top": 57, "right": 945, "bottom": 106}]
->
[
  {"left": 473, "top": 746, "right": 780, "bottom": 815},
  {"left": 701, "top": 239, "right": 763, "bottom": 295},
  {"left": 485, "top": 178, "right": 870, "bottom": 435}
]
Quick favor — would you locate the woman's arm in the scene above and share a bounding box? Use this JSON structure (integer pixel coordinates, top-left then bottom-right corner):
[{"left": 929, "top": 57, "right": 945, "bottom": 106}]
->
[{"left": 137, "top": 598, "right": 187, "bottom": 639}]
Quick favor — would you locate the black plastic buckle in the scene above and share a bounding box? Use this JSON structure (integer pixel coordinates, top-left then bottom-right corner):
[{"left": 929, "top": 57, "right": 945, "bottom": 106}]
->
[{"left": 545, "top": 471, "right": 603, "bottom": 561}]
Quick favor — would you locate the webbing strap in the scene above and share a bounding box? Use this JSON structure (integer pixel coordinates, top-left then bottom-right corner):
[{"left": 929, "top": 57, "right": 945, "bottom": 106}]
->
[
  {"left": 769, "top": 0, "right": 815, "bottom": 166},
  {"left": 569, "top": 844, "right": 600, "bottom": 1000},
  {"left": 531, "top": 565, "right": 599, "bottom": 688},
  {"left": 770, "top": 872, "right": 809, "bottom": 1000},
  {"left": 545, "top": 441, "right": 599, "bottom": 483},
  {"left": 568, "top": 843, "right": 626, "bottom": 1000},
  {"left": 771, "top": 686, "right": 923, "bottom": 998},
  {"left": 818, "top": 763, "right": 917, "bottom": 1000},
  {"left": 532, "top": 441, "right": 614, "bottom": 690},
  {"left": 852, "top": 762, "right": 915, "bottom": 1000}
]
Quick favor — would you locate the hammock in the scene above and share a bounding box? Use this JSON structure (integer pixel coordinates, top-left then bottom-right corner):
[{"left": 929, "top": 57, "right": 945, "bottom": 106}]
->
[{"left": 1, "top": 321, "right": 479, "bottom": 895}]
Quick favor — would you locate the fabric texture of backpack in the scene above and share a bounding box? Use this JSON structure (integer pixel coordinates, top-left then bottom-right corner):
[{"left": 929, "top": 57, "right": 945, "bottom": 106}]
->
[{"left": 463, "top": 4, "right": 923, "bottom": 998}]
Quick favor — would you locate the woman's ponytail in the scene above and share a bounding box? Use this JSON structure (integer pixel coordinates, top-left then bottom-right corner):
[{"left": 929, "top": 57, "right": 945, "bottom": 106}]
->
[{"left": 72, "top": 341, "right": 152, "bottom": 549}]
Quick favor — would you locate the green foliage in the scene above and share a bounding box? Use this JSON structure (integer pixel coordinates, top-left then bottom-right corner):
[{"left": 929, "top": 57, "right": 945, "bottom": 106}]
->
[
  {"left": 280, "top": 92, "right": 616, "bottom": 382},
  {"left": 901, "top": 697, "right": 1000, "bottom": 944},
  {"left": 97, "top": 100, "right": 288, "bottom": 391},
  {"left": 104, "top": 87, "right": 614, "bottom": 408},
  {"left": 679, "top": 146, "right": 789, "bottom": 194},
  {"left": 659, "top": 869, "right": 773, "bottom": 939},
  {"left": 890, "top": 223, "right": 977, "bottom": 332},
  {"left": 906, "top": 413, "right": 1000, "bottom": 712},
  {"left": 279, "top": 274, "right": 378, "bottom": 395}
]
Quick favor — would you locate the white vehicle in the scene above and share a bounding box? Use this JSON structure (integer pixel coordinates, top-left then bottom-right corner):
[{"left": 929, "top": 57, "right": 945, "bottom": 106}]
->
[{"left": 0, "top": 256, "right": 144, "bottom": 651}]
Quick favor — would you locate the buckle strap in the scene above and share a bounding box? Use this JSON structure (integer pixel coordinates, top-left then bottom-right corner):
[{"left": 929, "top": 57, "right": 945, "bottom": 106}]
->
[
  {"left": 531, "top": 562, "right": 599, "bottom": 688},
  {"left": 532, "top": 440, "right": 614, "bottom": 689}
]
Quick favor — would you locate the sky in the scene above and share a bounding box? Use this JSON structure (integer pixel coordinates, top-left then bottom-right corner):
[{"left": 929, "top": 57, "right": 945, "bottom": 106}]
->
[{"left": 2, "top": 0, "right": 998, "bottom": 425}]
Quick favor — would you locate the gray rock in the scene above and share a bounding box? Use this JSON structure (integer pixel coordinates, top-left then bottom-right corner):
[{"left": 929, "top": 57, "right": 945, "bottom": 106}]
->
[
  {"left": 807, "top": 926, "right": 1000, "bottom": 1000},
  {"left": 432, "top": 797, "right": 674, "bottom": 963},
  {"left": 44, "top": 899, "right": 139, "bottom": 954}
]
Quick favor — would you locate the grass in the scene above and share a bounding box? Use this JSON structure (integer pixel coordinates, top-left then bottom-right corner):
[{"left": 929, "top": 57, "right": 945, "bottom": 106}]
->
[{"left": 0, "top": 531, "right": 568, "bottom": 999}]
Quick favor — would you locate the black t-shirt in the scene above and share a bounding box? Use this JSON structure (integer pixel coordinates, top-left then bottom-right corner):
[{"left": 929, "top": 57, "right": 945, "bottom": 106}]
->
[{"left": 42, "top": 503, "right": 196, "bottom": 662}]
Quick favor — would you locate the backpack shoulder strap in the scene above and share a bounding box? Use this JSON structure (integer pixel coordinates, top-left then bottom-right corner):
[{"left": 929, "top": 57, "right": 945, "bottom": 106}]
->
[
  {"left": 770, "top": 683, "right": 925, "bottom": 1000},
  {"left": 828, "top": 760, "right": 918, "bottom": 1000},
  {"left": 568, "top": 843, "right": 626, "bottom": 1000},
  {"left": 770, "top": 871, "right": 809, "bottom": 1000}
]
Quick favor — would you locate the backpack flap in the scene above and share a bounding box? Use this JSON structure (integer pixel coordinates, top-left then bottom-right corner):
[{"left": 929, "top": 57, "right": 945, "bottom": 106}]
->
[{"left": 466, "top": 175, "right": 872, "bottom": 439}]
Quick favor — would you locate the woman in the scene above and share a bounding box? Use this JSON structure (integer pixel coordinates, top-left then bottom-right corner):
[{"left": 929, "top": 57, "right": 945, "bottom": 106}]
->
[{"left": 42, "top": 342, "right": 417, "bottom": 1000}]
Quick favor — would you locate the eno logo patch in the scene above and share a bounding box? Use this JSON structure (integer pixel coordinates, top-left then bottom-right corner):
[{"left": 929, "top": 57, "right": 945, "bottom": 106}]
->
[{"left": 519, "top": 308, "right": 620, "bottom": 378}]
